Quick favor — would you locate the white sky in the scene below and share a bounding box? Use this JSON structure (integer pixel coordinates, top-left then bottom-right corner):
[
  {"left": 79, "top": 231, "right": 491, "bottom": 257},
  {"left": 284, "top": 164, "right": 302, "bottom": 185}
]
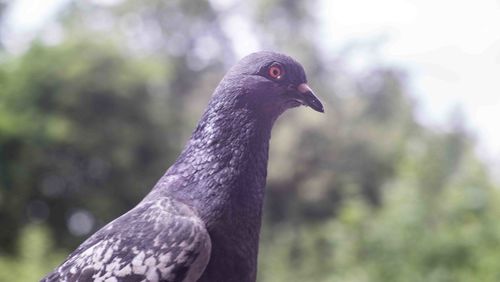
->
[
  {"left": 4, "top": 0, "right": 69, "bottom": 33},
  {"left": 4, "top": 0, "right": 500, "bottom": 171},
  {"left": 319, "top": 0, "right": 500, "bottom": 167}
]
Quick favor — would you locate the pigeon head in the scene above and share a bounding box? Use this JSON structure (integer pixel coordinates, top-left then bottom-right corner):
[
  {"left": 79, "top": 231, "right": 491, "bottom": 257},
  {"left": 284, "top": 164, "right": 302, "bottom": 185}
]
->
[{"left": 217, "top": 51, "right": 324, "bottom": 117}]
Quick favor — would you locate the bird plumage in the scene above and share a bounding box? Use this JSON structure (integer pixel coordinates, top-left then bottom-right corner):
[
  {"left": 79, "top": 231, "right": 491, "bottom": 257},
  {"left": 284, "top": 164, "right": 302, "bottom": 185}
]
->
[
  {"left": 42, "top": 197, "right": 210, "bottom": 282},
  {"left": 42, "top": 51, "right": 323, "bottom": 282}
]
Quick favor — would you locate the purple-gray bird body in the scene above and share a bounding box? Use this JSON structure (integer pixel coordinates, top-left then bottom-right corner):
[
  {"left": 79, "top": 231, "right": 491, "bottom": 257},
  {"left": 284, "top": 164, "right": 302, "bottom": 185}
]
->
[{"left": 42, "top": 51, "right": 323, "bottom": 282}]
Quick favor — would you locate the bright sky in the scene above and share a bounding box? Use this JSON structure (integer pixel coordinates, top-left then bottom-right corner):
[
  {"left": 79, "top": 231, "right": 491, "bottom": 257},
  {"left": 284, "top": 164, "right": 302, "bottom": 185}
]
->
[
  {"left": 319, "top": 0, "right": 500, "bottom": 167},
  {"left": 4, "top": 0, "right": 500, "bottom": 171}
]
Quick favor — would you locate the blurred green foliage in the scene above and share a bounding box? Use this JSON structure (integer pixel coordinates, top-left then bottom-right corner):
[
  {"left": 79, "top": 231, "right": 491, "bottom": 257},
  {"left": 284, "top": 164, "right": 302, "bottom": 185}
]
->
[
  {"left": 259, "top": 133, "right": 500, "bottom": 282},
  {"left": 1, "top": 0, "right": 499, "bottom": 281},
  {"left": 0, "top": 224, "right": 65, "bottom": 281}
]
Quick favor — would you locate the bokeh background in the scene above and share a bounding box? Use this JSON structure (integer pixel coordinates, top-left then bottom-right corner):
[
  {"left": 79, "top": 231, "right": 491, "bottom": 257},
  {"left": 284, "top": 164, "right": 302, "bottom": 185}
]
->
[{"left": 1, "top": 0, "right": 500, "bottom": 281}]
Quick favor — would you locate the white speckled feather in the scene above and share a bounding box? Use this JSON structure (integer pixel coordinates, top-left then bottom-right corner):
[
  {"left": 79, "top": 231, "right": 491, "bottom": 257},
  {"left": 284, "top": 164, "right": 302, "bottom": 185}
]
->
[{"left": 41, "top": 197, "right": 211, "bottom": 282}]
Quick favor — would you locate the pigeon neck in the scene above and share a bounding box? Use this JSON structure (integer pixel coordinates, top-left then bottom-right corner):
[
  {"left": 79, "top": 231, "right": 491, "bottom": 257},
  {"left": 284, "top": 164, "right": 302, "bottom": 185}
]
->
[{"left": 153, "top": 99, "right": 275, "bottom": 228}]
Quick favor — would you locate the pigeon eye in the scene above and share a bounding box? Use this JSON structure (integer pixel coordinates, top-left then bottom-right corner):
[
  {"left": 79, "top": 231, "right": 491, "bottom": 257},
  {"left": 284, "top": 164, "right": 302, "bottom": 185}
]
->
[{"left": 268, "top": 64, "right": 284, "bottom": 80}]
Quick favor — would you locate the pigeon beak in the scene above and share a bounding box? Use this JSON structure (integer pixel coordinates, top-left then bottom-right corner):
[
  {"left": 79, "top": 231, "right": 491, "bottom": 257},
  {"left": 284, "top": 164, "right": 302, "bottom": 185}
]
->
[{"left": 296, "top": 83, "right": 324, "bottom": 113}]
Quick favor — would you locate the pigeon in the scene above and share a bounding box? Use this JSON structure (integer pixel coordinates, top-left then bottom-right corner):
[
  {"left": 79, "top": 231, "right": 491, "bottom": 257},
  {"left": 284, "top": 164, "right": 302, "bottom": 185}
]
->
[{"left": 41, "top": 51, "right": 324, "bottom": 282}]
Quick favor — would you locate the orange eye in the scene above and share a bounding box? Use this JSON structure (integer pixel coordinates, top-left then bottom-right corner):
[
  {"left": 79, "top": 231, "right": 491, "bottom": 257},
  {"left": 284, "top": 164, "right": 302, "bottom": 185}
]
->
[{"left": 268, "top": 64, "right": 284, "bottom": 79}]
